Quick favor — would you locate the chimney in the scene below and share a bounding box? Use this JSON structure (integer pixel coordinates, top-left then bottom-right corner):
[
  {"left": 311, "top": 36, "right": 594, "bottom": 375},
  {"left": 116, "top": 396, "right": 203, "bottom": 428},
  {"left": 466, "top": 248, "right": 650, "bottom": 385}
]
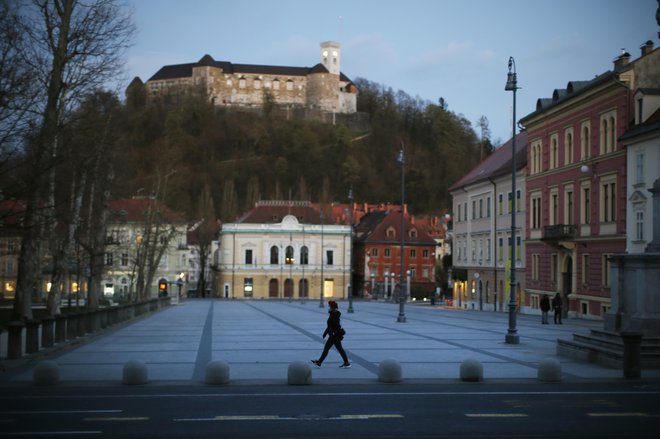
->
[
  {"left": 641, "top": 40, "right": 654, "bottom": 57},
  {"left": 613, "top": 49, "right": 631, "bottom": 70}
]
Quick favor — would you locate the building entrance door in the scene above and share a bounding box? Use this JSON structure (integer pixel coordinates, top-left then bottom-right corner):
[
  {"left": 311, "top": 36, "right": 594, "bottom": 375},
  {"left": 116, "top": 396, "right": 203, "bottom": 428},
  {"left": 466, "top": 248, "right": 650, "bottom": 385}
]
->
[{"left": 269, "top": 279, "right": 278, "bottom": 298}]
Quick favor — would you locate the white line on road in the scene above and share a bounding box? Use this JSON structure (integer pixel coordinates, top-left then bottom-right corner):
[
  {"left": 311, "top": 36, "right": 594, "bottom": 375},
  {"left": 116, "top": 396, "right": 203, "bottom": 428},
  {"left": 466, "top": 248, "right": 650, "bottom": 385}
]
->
[
  {"left": 0, "top": 432, "right": 102, "bottom": 436},
  {"left": 0, "top": 410, "right": 122, "bottom": 415}
]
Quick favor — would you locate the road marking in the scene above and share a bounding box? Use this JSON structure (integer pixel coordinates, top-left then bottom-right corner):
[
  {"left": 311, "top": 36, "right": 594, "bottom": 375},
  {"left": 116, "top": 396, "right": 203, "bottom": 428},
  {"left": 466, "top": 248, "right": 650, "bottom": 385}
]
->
[
  {"left": 587, "top": 413, "right": 649, "bottom": 417},
  {"left": 337, "top": 414, "right": 404, "bottom": 420},
  {"left": 215, "top": 415, "right": 281, "bottom": 421},
  {"left": 465, "top": 413, "right": 528, "bottom": 418},
  {"left": 175, "top": 414, "right": 404, "bottom": 422},
  {"left": 0, "top": 410, "right": 122, "bottom": 415},
  {"left": 84, "top": 417, "right": 149, "bottom": 422},
  {"left": 0, "top": 432, "right": 102, "bottom": 436}
]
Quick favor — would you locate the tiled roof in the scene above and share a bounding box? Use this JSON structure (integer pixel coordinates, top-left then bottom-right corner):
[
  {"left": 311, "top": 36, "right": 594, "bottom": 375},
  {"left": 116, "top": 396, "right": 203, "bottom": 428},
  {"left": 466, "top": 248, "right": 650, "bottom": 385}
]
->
[
  {"left": 108, "top": 198, "right": 186, "bottom": 223},
  {"left": 148, "top": 55, "right": 351, "bottom": 83},
  {"left": 0, "top": 200, "right": 26, "bottom": 227},
  {"left": 448, "top": 131, "right": 528, "bottom": 192},
  {"left": 237, "top": 201, "right": 323, "bottom": 225},
  {"left": 620, "top": 106, "right": 660, "bottom": 141},
  {"left": 355, "top": 210, "right": 436, "bottom": 246}
]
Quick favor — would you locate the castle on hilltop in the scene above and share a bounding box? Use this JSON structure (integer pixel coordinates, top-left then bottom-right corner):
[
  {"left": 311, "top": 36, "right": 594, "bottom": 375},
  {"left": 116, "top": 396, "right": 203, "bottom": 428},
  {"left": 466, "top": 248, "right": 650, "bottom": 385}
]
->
[{"left": 129, "top": 41, "right": 358, "bottom": 114}]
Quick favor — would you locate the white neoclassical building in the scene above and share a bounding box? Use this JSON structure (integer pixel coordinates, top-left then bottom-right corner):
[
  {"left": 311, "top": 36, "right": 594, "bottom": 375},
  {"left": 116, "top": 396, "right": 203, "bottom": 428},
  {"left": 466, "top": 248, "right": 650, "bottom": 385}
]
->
[{"left": 216, "top": 201, "right": 351, "bottom": 300}]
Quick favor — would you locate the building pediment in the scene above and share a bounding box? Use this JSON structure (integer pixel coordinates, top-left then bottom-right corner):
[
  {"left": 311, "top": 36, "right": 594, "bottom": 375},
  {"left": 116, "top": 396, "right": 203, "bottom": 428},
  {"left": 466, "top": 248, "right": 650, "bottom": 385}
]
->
[
  {"left": 629, "top": 190, "right": 648, "bottom": 204},
  {"left": 281, "top": 214, "right": 300, "bottom": 226}
]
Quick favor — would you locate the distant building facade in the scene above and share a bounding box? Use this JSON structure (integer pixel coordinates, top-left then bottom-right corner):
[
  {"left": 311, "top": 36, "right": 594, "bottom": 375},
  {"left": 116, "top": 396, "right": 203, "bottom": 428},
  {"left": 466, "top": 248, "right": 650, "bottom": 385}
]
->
[
  {"left": 449, "top": 132, "right": 528, "bottom": 312},
  {"left": 135, "top": 41, "right": 357, "bottom": 114},
  {"left": 103, "top": 197, "right": 189, "bottom": 301},
  {"left": 520, "top": 42, "right": 659, "bottom": 320},
  {"left": 216, "top": 201, "right": 351, "bottom": 300},
  {"left": 0, "top": 200, "right": 25, "bottom": 300},
  {"left": 353, "top": 209, "right": 437, "bottom": 300},
  {"left": 620, "top": 86, "right": 660, "bottom": 254}
]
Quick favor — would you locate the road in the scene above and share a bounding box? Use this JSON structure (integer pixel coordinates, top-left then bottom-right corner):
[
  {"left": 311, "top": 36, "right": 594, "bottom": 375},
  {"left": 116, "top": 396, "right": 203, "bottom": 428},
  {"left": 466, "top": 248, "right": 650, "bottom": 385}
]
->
[{"left": 2, "top": 381, "right": 659, "bottom": 438}]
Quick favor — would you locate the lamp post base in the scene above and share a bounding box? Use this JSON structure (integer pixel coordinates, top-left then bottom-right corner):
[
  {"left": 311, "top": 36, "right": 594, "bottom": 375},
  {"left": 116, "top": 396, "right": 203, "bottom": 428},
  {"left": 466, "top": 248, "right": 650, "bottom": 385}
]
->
[
  {"left": 505, "top": 333, "right": 520, "bottom": 344},
  {"left": 397, "top": 314, "right": 407, "bottom": 323}
]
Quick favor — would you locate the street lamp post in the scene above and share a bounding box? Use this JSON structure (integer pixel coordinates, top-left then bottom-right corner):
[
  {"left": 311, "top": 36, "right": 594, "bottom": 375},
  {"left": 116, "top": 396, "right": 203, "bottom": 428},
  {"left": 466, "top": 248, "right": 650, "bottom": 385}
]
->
[
  {"left": 371, "top": 272, "right": 376, "bottom": 300},
  {"left": 319, "top": 209, "right": 325, "bottom": 308},
  {"left": 347, "top": 186, "right": 354, "bottom": 313},
  {"left": 397, "top": 143, "right": 407, "bottom": 323},
  {"left": 505, "top": 56, "right": 520, "bottom": 344}
]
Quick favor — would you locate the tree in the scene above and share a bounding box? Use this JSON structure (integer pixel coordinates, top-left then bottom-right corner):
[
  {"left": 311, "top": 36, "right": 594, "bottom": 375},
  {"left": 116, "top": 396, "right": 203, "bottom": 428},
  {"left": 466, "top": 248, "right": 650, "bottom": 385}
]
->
[
  {"left": 0, "top": 0, "right": 38, "bottom": 189},
  {"left": 190, "top": 182, "right": 217, "bottom": 298},
  {"left": 12, "top": 0, "right": 135, "bottom": 320}
]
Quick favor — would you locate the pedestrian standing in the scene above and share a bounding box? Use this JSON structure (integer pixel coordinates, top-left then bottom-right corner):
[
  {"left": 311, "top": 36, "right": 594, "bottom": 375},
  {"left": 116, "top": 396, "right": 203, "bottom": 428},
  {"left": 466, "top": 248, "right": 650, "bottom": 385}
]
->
[
  {"left": 540, "top": 294, "right": 550, "bottom": 324},
  {"left": 311, "top": 300, "right": 351, "bottom": 368},
  {"left": 552, "top": 293, "right": 563, "bottom": 324}
]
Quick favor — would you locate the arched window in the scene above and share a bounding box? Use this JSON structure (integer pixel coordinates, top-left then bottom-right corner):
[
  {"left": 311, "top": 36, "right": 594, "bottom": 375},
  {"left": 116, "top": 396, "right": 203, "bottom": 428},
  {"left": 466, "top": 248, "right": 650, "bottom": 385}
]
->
[
  {"left": 239, "top": 76, "right": 246, "bottom": 89},
  {"left": 386, "top": 227, "right": 396, "bottom": 239},
  {"left": 285, "top": 246, "right": 294, "bottom": 264},
  {"left": 409, "top": 229, "right": 418, "bottom": 238},
  {"left": 286, "top": 79, "right": 294, "bottom": 91},
  {"left": 550, "top": 137, "right": 558, "bottom": 169},
  {"left": 300, "top": 246, "right": 309, "bottom": 265},
  {"left": 581, "top": 125, "right": 590, "bottom": 159},
  {"left": 273, "top": 78, "right": 280, "bottom": 90},
  {"left": 565, "top": 131, "right": 573, "bottom": 165},
  {"left": 601, "top": 118, "right": 608, "bottom": 154},
  {"left": 270, "top": 246, "right": 279, "bottom": 265}
]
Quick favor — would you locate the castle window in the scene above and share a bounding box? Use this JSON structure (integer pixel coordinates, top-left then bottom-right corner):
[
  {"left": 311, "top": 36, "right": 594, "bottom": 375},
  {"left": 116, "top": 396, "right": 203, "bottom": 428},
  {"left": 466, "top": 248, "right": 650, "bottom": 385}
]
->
[
  {"left": 273, "top": 79, "right": 280, "bottom": 90},
  {"left": 286, "top": 80, "right": 294, "bottom": 91},
  {"left": 254, "top": 77, "right": 261, "bottom": 89},
  {"left": 239, "top": 77, "right": 246, "bottom": 89}
]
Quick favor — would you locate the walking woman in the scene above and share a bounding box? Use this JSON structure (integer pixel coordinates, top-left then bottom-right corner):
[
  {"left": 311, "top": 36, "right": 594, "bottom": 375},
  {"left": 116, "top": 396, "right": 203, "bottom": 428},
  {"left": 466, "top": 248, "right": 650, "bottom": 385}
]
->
[{"left": 311, "top": 300, "right": 351, "bottom": 368}]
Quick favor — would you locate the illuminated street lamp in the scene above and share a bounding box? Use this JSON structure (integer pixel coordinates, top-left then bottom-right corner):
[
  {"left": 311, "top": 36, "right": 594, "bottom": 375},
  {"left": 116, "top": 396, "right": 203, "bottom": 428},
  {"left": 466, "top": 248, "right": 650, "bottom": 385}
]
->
[{"left": 504, "top": 56, "right": 520, "bottom": 344}]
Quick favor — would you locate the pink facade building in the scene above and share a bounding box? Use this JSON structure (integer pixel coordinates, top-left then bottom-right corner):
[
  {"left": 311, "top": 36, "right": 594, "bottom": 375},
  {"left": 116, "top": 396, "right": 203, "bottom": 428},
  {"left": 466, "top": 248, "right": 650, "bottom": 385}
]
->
[{"left": 520, "top": 44, "right": 659, "bottom": 319}]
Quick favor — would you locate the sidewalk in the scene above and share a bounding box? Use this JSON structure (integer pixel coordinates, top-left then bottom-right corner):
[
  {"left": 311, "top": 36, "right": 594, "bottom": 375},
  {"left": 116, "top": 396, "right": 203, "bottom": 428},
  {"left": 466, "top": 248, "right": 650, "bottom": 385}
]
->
[{"left": 3, "top": 299, "right": 659, "bottom": 384}]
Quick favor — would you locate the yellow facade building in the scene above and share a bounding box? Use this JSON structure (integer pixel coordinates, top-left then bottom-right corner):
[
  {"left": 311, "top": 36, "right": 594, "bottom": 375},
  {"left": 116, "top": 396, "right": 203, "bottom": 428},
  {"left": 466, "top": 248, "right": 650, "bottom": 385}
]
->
[{"left": 216, "top": 201, "right": 351, "bottom": 300}]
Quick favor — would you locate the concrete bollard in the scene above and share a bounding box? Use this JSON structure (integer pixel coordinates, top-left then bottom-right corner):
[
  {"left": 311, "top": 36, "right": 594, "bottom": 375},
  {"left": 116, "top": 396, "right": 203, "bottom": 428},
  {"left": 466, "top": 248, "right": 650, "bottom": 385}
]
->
[
  {"left": 460, "top": 359, "right": 483, "bottom": 382},
  {"left": 537, "top": 358, "right": 562, "bottom": 382},
  {"left": 122, "top": 360, "right": 149, "bottom": 385},
  {"left": 378, "top": 359, "right": 403, "bottom": 383},
  {"left": 287, "top": 361, "right": 312, "bottom": 385},
  {"left": 205, "top": 360, "right": 230, "bottom": 385},
  {"left": 33, "top": 360, "right": 60, "bottom": 386}
]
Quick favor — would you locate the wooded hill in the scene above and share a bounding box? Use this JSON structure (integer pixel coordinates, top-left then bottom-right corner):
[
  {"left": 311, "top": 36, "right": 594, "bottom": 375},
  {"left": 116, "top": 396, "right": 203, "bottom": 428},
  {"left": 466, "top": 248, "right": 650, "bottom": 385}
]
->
[{"left": 120, "top": 77, "right": 491, "bottom": 223}]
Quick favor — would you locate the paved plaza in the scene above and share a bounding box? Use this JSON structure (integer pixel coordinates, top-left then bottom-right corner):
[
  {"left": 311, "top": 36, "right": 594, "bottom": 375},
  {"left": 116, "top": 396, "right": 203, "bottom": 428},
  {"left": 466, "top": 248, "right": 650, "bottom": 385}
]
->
[{"left": 3, "top": 299, "right": 659, "bottom": 384}]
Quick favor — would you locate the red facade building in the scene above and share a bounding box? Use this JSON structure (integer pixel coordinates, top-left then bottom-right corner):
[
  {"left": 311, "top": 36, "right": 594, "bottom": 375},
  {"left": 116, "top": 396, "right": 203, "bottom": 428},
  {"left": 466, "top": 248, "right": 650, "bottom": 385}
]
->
[
  {"left": 520, "top": 46, "right": 659, "bottom": 319},
  {"left": 353, "top": 209, "right": 437, "bottom": 299}
]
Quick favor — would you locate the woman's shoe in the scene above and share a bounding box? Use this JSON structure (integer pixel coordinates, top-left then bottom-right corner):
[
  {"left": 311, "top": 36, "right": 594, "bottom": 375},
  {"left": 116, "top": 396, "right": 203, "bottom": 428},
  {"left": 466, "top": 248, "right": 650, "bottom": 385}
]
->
[
  {"left": 311, "top": 360, "right": 321, "bottom": 367},
  {"left": 339, "top": 363, "right": 351, "bottom": 369}
]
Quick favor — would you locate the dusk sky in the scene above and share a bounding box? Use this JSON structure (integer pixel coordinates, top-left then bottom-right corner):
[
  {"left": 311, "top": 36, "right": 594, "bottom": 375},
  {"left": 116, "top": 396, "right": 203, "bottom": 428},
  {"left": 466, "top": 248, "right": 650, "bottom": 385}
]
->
[{"left": 122, "top": 0, "right": 658, "bottom": 144}]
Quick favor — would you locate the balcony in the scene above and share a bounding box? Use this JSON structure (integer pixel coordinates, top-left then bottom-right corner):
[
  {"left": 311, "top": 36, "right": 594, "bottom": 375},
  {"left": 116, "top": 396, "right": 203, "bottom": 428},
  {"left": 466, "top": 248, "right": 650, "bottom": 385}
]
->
[{"left": 542, "top": 224, "right": 577, "bottom": 241}]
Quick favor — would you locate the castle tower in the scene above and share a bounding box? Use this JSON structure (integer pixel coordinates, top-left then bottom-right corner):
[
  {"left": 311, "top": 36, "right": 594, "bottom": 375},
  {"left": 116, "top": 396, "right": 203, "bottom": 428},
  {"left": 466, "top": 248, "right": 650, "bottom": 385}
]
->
[{"left": 320, "top": 41, "right": 341, "bottom": 75}]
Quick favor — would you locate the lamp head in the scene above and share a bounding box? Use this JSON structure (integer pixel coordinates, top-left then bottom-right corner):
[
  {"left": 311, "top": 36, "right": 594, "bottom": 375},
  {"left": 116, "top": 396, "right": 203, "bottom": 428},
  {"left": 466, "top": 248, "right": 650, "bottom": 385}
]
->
[{"left": 505, "top": 56, "right": 517, "bottom": 91}]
